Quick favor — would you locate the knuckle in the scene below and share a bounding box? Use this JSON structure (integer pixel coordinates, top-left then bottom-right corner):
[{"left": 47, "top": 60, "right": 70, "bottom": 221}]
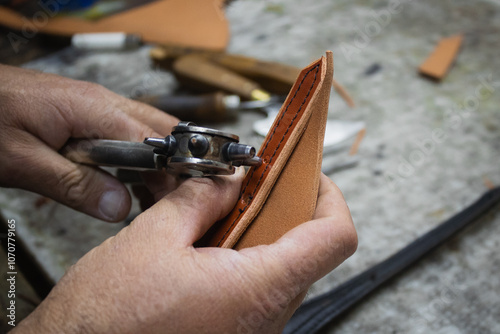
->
[
  {"left": 0, "top": 142, "right": 31, "bottom": 188},
  {"left": 70, "top": 81, "right": 110, "bottom": 111},
  {"left": 78, "top": 81, "right": 105, "bottom": 100},
  {"left": 341, "top": 223, "right": 358, "bottom": 259},
  {"left": 168, "top": 178, "right": 216, "bottom": 216},
  {"left": 58, "top": 168, "right": 93, "bottom": 209},
  {"left": 322, "top": 215, "right": 358, "bottom": 261}
]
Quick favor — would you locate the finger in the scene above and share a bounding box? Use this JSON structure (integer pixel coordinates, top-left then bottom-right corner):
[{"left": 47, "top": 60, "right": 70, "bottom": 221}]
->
[
  {"left": 249, "top": 175, "right": 357, "bottom": 293},
  {"left": 132, "top": 167, "right": 245, "bottom": 246},
  {"left": 18, "top": 80, "right": 164, "bottom": 148},
  {"left": 4, "top": 134, "right": 131, "bottom": 222},
  {"left": 114, "top": 97, "right": 179, "bottom": 136}
]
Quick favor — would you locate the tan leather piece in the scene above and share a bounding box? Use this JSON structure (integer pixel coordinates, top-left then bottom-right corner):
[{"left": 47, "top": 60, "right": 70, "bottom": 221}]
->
[
  {"left": 202, "top": 51, "right": 333, "bottom": 249},
  {"left": 0, "top": 0, "right": 229, "bottom": 50},
  {"left": 419, "top": 34, "right": 463, "bottom": 80}
]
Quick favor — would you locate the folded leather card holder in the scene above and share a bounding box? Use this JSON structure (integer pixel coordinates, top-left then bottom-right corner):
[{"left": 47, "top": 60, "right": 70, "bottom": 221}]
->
[{"left": 200, "top": 51, "right": 334, "bottom": 250}]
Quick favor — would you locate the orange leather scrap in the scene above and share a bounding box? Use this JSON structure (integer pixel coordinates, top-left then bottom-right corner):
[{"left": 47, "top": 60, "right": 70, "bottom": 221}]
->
[
  {"left": 200, "top": 51, "right": 334, "bottom": 249},
  {"left": 0, "top": 0, "right": 229, "bottom": 50},
  {"left": 418, "top": 34, "right": 463, "bottom": 80}
]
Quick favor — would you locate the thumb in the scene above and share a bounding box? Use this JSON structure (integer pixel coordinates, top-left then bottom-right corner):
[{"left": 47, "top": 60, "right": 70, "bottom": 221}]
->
[{"left": 7, "top": 135, "right": 131, "bottom": 222}]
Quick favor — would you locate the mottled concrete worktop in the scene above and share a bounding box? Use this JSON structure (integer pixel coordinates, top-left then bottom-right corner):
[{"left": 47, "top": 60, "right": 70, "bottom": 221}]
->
[{"left": 1, "top": 0, "right": 499, "bottom": 333}]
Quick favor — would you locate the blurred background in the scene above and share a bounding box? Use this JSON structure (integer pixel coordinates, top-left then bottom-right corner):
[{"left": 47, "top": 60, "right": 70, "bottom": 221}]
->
[{"left": 0, "top": 0, "right": 499, "bottom": 333}]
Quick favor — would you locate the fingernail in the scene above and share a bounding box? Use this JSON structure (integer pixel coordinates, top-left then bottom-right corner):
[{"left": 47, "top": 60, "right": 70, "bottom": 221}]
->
[{"left": 99, "top": 189, "right": 126, "bottom": 221}]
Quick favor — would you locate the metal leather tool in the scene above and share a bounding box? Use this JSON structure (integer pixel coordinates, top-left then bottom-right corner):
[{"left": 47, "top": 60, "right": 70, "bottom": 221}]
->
[{"left": 62, "top": 122, "right": 261, "bottom": 177}]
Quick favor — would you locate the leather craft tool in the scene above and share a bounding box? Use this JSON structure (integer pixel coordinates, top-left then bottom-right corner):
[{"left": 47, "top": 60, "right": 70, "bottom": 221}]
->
[
  {"left": 62, "top": 122, "right": 261, "bottom": 177},
  {"left": 172, "top": 54, "right": 272, "bottom": 101},
  {"left": 71, "top": 32, "right": 143, "bottom": 50},
  {"left": 135, "top": 92, "right": 284, "bottom": 123},
  {"left": 206, "top": 52, "right": 355, "bottom": 107},
  {"left": 135, "top": 92, "right": 240, "bottom": 123},
  {"left": 150, "top": 47, "right": 355, "bottom": 107},
  {"left": 284, "top": 186, "right": 500, "bottom": 334}
]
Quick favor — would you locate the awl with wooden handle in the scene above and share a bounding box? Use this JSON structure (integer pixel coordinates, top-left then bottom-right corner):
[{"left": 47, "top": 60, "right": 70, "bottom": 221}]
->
[
  {"left": 172, "top": 54, "right": 271, "bottom": 101},
  {"left": 135, "top": 92, "right": 240, "bottom": 122},
  {"left": 207, "top": 53, "right": 355, "bottom": 107},
  {"left": 152, "top": 47, "right": 355, "bottom": 107},
  {"left": 135, "top": 92, "right": 282, "bottom": 123}
]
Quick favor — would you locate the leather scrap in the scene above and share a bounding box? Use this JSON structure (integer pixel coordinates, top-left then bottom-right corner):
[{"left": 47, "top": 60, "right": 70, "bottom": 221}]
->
[{"left": 419, "top": 34, "right": 463, "bottom": 80}]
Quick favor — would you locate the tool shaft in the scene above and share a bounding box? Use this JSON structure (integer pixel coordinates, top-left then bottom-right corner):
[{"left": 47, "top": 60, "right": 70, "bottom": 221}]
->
[{"left": 62, "top": 139, "right": 156, "bottom": 170}]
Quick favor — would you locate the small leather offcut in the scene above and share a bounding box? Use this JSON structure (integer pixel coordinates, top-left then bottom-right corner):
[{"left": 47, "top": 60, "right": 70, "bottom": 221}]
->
[
  {"left": 419, "top": 34, "right": 463, "bottom": 80},
  {"left": 0, "top": 0, "right": 229, "bottom": 50},
  {"left": 201, "top": 51, "right": 334, "bottom": 249}
]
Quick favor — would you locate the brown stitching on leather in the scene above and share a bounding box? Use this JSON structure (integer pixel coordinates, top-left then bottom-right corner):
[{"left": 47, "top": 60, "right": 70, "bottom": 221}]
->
[
  {"left": 249, "top": 66, "right": 319, "bottom": 199},
  {"left": 240, "top": 64, "right": 320, "bottom": 196},
  {"left": 216, "top": 64, "right": 320, "bottom": 247}
]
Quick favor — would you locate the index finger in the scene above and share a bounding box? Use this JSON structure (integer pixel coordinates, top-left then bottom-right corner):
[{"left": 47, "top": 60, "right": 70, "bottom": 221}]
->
[{"left": 113, "top": 96, "right": 179, "bottom": 137}]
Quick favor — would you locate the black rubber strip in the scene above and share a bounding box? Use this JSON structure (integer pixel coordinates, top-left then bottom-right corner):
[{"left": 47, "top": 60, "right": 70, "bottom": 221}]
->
[{"left": 284, "top": 186, "right": 500, "bottom": 334}]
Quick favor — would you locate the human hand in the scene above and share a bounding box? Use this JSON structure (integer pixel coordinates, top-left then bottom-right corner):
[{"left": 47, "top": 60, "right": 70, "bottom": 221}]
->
[
  {"left": 0, "top": 64, "right": 178, "bottom": 221},
  {"left": 14, "top": 172, "right": 357, "bottom": 333}
]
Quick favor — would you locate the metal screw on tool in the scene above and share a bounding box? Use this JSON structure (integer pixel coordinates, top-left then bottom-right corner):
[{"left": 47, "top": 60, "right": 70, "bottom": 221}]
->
[
  {"left": 143, "top": 135, "right": 177, "bottom": 156},
  {"left": 188, "top": 134, "right": 209, "bottom": 157},
  {"left": 223, "top": 142, "right": 262, "bottom": 167}
]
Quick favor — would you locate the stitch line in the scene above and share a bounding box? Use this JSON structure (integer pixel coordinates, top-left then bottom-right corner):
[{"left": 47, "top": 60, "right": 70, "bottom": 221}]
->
[
  {"left": 249, "top": 66, "right": 319, "bottom": 200},
  {"left": 240, "top": 64, "right": 320, "bottom": 196},
  {"left": 216, "top": 64, "right": 320, "bottom": 247}
]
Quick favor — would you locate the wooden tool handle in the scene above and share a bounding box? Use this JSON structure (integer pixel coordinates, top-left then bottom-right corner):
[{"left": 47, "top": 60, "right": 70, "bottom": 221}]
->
[
  {"left": 173, "top": 55, "right": 264, "bottom": 100},
  {"left": 210, "top": 53, "right": 355, "bottom": 107},
  {"left": 209, "top": 53, "right": 299, "bottom": 94},
  {"left": 136, "top": 92, "right": 237, "bottom": 122}
]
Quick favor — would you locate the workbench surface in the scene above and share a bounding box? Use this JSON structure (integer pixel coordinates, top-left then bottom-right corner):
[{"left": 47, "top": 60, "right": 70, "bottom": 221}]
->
[{"left": 1, "top": 0, "right": 499, "bottom": 333}]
